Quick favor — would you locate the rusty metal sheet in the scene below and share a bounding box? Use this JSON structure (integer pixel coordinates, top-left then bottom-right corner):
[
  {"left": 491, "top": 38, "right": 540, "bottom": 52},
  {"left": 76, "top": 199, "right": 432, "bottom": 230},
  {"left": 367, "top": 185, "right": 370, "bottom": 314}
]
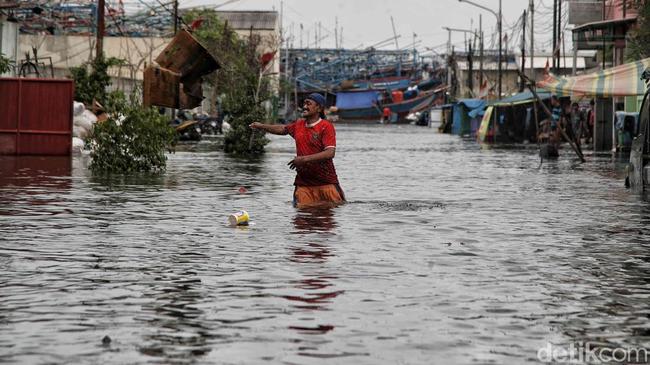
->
[
  {"left": 155, "top": 29, "right": 220, "bottom": 84},
  {"left": 143, "top": 65, "right": 203, "bottom": 109},
  {"left": 0, "top": 78, "right": 73, "bottom": 156}
]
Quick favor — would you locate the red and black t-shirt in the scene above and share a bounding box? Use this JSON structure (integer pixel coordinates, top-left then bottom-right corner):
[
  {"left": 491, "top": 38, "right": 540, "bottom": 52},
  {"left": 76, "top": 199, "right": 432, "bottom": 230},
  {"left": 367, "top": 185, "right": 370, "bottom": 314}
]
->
[{"left": 285, "top": 119, "right": 339, "bottom": 186}]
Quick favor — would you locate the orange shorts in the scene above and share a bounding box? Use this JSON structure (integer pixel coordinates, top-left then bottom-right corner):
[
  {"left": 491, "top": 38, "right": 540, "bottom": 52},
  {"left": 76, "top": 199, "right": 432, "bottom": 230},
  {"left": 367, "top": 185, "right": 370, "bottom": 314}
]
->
[{"left": 293, "top": 184, "right": 346, "bottom": 208}]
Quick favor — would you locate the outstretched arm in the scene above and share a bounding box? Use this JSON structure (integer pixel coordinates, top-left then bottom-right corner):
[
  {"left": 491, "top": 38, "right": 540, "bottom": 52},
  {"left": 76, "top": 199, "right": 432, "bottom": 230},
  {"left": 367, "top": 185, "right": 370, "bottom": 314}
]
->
[{"left": 249, "top": 122, "right": 287, "bottom": 135}]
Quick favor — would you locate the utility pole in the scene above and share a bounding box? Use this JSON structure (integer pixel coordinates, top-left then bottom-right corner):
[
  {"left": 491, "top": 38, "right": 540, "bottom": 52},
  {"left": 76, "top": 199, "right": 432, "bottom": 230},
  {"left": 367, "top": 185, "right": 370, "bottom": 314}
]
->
[
  {"left": 520, "top": 9, "right": 526, "bottom": 92},
  {"left": 552, "top": 0, "right": 557, "bottom": 72},
  {"left": 479, "top": 14, "right": 483, "bottom": 89},
  {"left": 300, "top": 23, "right": 303, "bottom": 48},
  {"left": 498, "top": 0, "right": 502, "bottom": 97},
  {"left": 447, "top": 28, "right": 452, "bottom": 88},
  {"left": 602, "top": 0, "right": 606, "bottom": 68},
  {"left": 457, "top": 0, "right": 500, "bottom": 96},
  {"left": 96, "top": 0, "right": 105, "bottom": 59},
  {"left": 281, "top": 0, "right": 287, "bottom": 118},
  {"left": 557, "top": 0, "right": 562, "bottom": 71},
  {"left": 173, "top": 0, "right": 178, "bottom": 34},
  {"left": 468, "top": 41, "right": 474, "bottom": 94},
  {"left": 529, "top": 0, "right": 534, "bottom": 80}
]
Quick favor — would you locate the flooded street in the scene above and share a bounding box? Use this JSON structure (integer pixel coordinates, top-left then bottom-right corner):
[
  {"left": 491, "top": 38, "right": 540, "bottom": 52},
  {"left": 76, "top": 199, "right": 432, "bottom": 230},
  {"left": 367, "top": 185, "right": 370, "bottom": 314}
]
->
[{"left": 2, "top": 124, "right": 650, "bottom": 364}]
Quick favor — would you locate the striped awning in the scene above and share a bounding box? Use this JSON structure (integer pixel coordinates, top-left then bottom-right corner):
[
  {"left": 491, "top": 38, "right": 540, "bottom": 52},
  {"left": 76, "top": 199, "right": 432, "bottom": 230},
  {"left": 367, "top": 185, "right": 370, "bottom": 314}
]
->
[{"left": 537, "top": 58, "right": 650, "bottom": 97}]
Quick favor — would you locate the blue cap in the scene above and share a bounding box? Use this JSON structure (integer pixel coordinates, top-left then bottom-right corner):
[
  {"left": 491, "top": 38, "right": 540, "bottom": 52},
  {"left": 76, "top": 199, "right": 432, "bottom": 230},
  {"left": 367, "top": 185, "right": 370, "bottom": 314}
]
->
[{"left": 306, "top": 93, "right": 326, "bottom": 108}]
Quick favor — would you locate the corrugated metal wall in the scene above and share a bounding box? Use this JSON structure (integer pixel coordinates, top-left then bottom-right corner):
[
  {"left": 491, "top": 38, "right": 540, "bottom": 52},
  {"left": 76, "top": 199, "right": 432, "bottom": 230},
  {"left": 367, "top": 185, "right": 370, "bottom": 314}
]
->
[{"left": 0, "top": 78, "right": 74, "bottom": 156}]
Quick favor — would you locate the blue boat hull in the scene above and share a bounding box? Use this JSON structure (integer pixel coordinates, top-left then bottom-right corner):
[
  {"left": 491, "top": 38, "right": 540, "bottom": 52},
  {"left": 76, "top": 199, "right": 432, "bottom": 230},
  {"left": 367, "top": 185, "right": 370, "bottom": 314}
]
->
[
  {"left": 336, "top": 90, "right": 438, "bottom": 123},
  {"left": 336, "top": 107, "right": 382, "bottom": 121}
]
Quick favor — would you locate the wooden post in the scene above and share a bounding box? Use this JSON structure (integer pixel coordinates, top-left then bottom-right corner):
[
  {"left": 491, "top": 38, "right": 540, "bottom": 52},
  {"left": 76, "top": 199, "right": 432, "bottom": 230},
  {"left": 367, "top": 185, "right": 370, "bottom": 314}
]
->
[
  {"left": 520, "top": 9, "right": 527, "bottom": 92},
  {"left": 96, "top": 0, "right": 105, "bottom": 60},
  {"left": 479, "top": 14, "right": 483, "bottom": 88},
  {"left": 529, "top": 0, "right": 534, "bottom": 80},
  {"left": 173, "top": 0, "right": 178, "bottom": 34}
]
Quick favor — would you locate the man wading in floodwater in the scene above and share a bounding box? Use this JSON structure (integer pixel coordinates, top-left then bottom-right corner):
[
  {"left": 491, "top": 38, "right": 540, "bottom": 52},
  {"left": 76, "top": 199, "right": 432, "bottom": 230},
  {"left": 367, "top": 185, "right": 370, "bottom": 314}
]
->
[{"left": 249, "top": 93, "right": 345, "bottom": 208}]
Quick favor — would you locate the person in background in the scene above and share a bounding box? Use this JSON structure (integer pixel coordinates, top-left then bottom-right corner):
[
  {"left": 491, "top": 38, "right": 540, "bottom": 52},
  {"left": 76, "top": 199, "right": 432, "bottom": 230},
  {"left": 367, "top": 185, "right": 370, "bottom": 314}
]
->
[
  {"left": 249, "top": 93, "right": 345, "bottom": 208},
  {"left": 570, "top": 102, "right": 585, "bottom": 147},
  {"left": 585, "top": 99, "right": 595, "bottom": 144},
  {"left": 559, "top": 99, "right": 573, "bottom": 142},
  {"left": 382, "top": 107, "right": 391, "bottom": 124},
  {"left": 549, "top": 95, "right": 562, "bottom": 143}
]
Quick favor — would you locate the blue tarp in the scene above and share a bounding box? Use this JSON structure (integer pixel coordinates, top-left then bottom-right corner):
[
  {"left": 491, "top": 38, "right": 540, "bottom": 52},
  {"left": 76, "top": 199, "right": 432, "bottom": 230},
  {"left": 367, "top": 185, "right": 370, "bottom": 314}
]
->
[
  {"left": 335, "top": 90, "right": 381, "bottom": 109},
  {"left": 458, "top": 99, "right": 486, "bottom": 109},
  {"left": 452, "top": 99, "right": 486, "bottom": 136},
  {"left": 460, "top": 99, "right": 487, "bottom": 119}
]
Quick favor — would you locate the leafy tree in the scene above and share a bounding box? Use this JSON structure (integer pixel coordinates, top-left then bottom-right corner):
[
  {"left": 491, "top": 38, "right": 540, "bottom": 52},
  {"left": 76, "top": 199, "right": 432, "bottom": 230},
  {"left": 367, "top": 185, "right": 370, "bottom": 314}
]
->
[
  {"left": 184, "top": 9, "right": 275, "bottom": 156},
  {"left": 626, "top": 0, "right": 650, "bottom": 61},
  {"left": 86, "top": 91, "right": 176, "bottom": 173},
  {"left": 69, "top": 54, "right": 125, "bottom": 105}
]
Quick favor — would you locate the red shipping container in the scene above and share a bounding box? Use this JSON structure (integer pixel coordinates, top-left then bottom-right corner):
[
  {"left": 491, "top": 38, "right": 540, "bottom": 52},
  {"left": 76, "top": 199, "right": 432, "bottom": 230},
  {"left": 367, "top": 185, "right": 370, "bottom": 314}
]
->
[{"left": 0, "top": 78, "right": 74, "bottom": 156}]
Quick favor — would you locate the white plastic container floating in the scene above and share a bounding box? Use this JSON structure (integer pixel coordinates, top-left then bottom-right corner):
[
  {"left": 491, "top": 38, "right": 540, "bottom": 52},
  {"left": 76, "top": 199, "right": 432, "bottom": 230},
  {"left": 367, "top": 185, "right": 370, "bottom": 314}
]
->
[{"left": 228, "top": 210, "right": 249, "bottom": 226}]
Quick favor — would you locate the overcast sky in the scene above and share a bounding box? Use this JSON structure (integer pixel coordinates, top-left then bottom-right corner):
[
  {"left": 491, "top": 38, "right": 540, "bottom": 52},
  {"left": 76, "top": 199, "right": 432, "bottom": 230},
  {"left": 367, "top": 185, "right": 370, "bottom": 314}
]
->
[{"left": 179, "top": 0, "right": 564, "bottom": 55}]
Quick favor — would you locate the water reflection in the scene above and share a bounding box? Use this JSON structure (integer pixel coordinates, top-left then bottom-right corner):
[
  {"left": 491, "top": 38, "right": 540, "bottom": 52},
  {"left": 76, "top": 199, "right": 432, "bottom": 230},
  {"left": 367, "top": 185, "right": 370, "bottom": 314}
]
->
[
  {"left": 285, "top": 207, "right": 342, "bottom": 335},
  {"left": 291, "top": 206, "right": 338, "bottom": 234},
  {"left": 547, "top": 201, "right": 650, "bottom": 355},
  {"left": 138, "top": 262, "right": 213, "bottom": 362},
  {"left": 0, "top": 156, "right": 71, "bottom": 215},
  {"left": 0, "top": 156, "right": 71, "bottom": 188},
  {"left": 88, "top": 173, "right": 166, "bottom": 189},
  {"left": 6, "top": 125, "right": 650, "bottom": 363}
]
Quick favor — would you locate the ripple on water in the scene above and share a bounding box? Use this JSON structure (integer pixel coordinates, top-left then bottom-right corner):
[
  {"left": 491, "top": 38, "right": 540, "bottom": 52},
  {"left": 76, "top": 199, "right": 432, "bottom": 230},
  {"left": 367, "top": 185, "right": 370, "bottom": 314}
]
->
[{"left": 1, "top": 125, "right": 650, "bottom": 364}]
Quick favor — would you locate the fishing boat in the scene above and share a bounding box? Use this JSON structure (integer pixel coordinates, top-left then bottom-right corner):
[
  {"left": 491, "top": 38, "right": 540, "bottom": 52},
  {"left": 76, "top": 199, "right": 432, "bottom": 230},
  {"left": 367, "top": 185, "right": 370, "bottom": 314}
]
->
[
  {"left": 334, "top": 87, "right": 444, "bottom": 123},
  {"left": 350, "top": 76, "right": 413, "bottom": 91},
  {"left": 383, "top": 90, "right": 439, "bottom": 122},
  {"left": 333, "top": 90, "right": 382, "bottom": 121}
]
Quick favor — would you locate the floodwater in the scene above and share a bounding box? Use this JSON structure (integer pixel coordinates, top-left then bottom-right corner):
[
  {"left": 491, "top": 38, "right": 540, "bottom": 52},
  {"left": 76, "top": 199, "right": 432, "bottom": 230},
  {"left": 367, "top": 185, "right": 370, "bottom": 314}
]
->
[{"left": 2, "top": 124, "right": 650, "bottom": 364}]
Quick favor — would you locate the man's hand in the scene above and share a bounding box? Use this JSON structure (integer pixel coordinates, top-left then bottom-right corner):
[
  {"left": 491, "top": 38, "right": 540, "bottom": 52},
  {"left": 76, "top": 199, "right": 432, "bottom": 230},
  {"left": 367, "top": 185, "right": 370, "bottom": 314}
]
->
[
  {"left": 249, "top": 122, "right": 263, "bottom": 129},
  {"left": 288, "top": 156, "right": 308, "bottom": 170}
]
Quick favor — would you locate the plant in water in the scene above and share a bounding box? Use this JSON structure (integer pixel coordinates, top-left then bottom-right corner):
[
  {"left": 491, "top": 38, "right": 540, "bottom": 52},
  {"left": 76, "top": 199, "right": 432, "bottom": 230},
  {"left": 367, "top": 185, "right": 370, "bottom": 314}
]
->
[
  {"left": 184, "top": 9, "right": 277, "bottom": 156},
  {"left": 86, "top": 91, "right": 176, "bottom": 174}
]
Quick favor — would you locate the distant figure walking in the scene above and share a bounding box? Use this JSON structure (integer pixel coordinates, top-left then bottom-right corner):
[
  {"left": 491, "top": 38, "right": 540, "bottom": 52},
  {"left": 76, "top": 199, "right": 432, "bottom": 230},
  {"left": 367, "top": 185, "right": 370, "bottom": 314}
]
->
[{"left": 250, "top": 93, "right": 345, "bottom": 208}]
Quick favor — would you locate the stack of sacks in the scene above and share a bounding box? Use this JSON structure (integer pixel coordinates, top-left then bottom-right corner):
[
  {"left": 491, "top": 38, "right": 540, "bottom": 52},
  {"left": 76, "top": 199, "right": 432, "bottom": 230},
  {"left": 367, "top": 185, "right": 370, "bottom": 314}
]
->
[{"left": 72, "top": 101, "right": 97, "bottom": 153}]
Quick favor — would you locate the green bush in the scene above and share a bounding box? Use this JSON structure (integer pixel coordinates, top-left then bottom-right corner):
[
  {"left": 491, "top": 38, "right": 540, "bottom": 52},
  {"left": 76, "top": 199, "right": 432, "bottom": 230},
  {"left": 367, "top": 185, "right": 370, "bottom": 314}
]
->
[
  {"left": 224, "top": 107, "right": 267, "bottom": 155},
  {"left": 86, "top": 92, "right": 176, "bottom": 173}
]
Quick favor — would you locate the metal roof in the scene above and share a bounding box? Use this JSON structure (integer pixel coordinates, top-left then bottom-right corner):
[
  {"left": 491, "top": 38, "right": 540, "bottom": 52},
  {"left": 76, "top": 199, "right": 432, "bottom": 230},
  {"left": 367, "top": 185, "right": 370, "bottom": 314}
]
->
[
  {"left": 572, "top": 16, "right": 637, "bottom": 32},
  {"left": 216, "top": 11, "right": 278, "bottom": 31}
]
